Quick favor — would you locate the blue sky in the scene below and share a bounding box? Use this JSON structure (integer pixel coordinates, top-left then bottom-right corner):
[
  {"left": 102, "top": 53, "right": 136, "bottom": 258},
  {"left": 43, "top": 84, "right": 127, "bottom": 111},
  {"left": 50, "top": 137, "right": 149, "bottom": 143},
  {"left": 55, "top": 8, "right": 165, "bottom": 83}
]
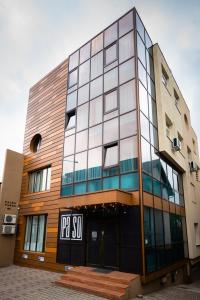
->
[{"left": 0, "top": 0, "right": 200, "bottom": 180}]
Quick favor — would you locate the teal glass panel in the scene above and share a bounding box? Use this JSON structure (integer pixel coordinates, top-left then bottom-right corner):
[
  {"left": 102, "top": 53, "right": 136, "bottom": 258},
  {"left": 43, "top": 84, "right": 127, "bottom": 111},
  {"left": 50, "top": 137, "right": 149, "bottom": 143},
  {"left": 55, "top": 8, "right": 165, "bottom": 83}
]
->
[
  {"left": 74, "top": 182, "right": 87, "bottom": 195},
  {"left": 61, "top": 185, "right": 73, "bottom": 196},
  {"left": 120, "top": 158, "right": 138, "bottom": 174},
  {"left": 103, "top": 166, "right": 119, "bottom": 177},
  {"left": 103, "top": 176, "right": 119, "bottom": 190},
  {"left": 74, "top": 170, "right": 87, "bottom": 182},
  {"left": 144, "top": 207, "right": 155, "bottom": 246},
  {"left": 120, "top": 173, "right": 139, "bottom": 190},
  {"left": 88, "top": 180, "right": 102, "bottom": 192},
  {"left": 146, "top": 251, "right": 156, "bottom": 273},
  {"left": 143, "top": 173, "right": 152, "bottom": 193},
  {"left": 88, "top": 166, "right": 102, "bottom": 180},
  {"left": 153, "top": 179, "right": 161, "bottom": 197},
  {"left": 162, "top": 183, "right": 169, "bottom": 200}
]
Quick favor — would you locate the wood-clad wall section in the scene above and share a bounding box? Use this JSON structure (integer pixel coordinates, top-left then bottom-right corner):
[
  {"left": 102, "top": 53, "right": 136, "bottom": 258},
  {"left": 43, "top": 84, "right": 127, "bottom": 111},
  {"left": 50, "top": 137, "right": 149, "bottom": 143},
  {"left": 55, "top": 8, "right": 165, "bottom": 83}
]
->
[{"left": 14, "top": 59, "right": 68, "bottom": 272}]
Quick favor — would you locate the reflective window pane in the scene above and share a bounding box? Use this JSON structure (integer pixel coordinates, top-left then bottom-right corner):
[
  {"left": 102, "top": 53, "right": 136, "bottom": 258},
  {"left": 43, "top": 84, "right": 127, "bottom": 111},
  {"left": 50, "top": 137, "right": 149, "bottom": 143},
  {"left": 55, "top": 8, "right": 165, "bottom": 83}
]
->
[
  {"left": 69, "top": 50, "right": 79, "bottom": 71},
  {"left": 147, "top": 75, "right": 156, "bottom": 99},
  {"left": 69, "top": 69, "right": 78, "bottom": 87},
  {"left": 139, "top": 82, "right": 148, "bottom": 117},
  {"left": 119, "top": 80, "right": 136, "bottom": 114},
  {"left": 89, "top": 124, "right": 102, "bottom": 148},
  {"left": 120, "top": 111, "right": 137, "bottom": 139},
  {"left": 103, "top": 118, "right": 118, "bottom": 144},
  {"left": 90, "top": 76, "right": 103, "bottom": 100},
  {"left": 104, "top": 67, "right": 118, "bottom": 92},
  {"left": 80, "top": 42, "right": 90, "bottom": 64},
  {"left": 67, "top": 90, "right": 77, "bottom": 111},
  {"left": 92, "top": 33, "right": 103, "bottom": 56},
  {"left": 76, "top": 129, "right": 88, "bottom": 153},
  {"left": 104, "top": 145, "right": 118, "bottom": 167},
  {"left": 151, "top": 147, "right": 161, "bottom": 181},
  {"left": 119, "top": 31, "right": 134, "bottom": 63},
  {"left": 74, "top": 151, "right": 87, "bottom": 182},
  {"left": 104, "top": 22, "right": 118, "bottom": 47},
  {"left": 149, "top": 97, "right": 157, "bottom": 126},
  {"left": 88, "top": 147, "right": 102, "bottom": 179},
  {"left": 146, "top": 51, "right": 154, "bottom": 79},
  {"left": 138, "top": 60, "right": 147, "bottom": 89},
  {"left": 120, "top": 136, "right": 138, "bottom": 173},
  {"left": 137, "top": 33, "right": 146, "bottom": 67},
  {"left": 64, "top": 134, "right": 75, "bottom": 156},
  {"left": 89, "top": 96, "right": 103, "bottom": 126},
  {"left": 62, "top": 155, "right": 74, "bottom": 184},
  {"left": 140, "top": 113, "right": 150, "bottom": 141},
  {"left": 121, "top": 173, "right": 139, "bottom": 190},
  {"left": 141, "top": 138, "right": 152, "bottom": 175},
  {"left": 103, "top": 176, "right": 119, "bottom": 189},
  {"left": 104, "top": 90, "right": 118, "bottom": 113},
  {"left": 119, "top": 11, "right": 133, "bottom": 37},
  {"left": 79, "top": 60, "right": 90, "bottom": 86},
  {"left": 88, "top": 179, "right": 102, "bottom": 192},
  {"left": 143, "top": 173, "right": 153, "bottom": 193},
  {"left": 105, "top": 44, "right": 117, "bottom": 65},
  {"left": 145, "top": 31, "right": 153, "bottom": 55},
  {"left": 74, "top": 182, "right": 86, "bottom": 194},
  {"left": 77, "top": 103, "right": 88, "bottom": 132},
  {"left": 136, "top": 14, "right": 145, "bottom": 41},
  {"left": 119, "top": 58, "right": 135, "bottom": 84},
  {"left": 78, "top": 83, "right": 89, "bottom": 105},
  {"left": 150, "top": 124, "right": 158, "bottom": 149},
  {"left": 91, "top": 51, "right": 103, "bottom": 80},
  {"left": 66, "top": 112, "right": 76, "bottom": 130}
]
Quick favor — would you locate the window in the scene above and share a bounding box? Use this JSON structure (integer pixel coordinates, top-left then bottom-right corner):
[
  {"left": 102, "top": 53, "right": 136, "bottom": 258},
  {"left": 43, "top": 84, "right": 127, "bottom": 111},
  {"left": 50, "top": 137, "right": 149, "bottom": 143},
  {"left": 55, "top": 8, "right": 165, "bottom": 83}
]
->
[
  {"left": 88, "top": 147, "right": 102, "bottom": 179},
  {"left": 120, "top": 136, "right": 138, "bottom": 173},
  {"left": 67, "top": 90, "right": 77, "bottom": 111},
  {"left": 76, "top": 129, "right": 88, "bottom": 152},
  {"left": 137, "top": 33, "right": 146, "bottom": 67},
  {"left": 165, "top": 114, "right": 172, "bottom": 138},
  {"left": 104, "top": 143, "right": 118, "bottom": 168},
  {"left": 29, "top": 167, "right": 51, "bottom": 193},
  {"left": 90, "top": 76, "right": 103, "bottom": 100},
  {"left": 89, "top": 124, "right": 102, "bottom": 148},
  {"left": 178, "top": 132, "right": 183, "bottom": 150},
  {"left": 104, "top": 22, "right": 118, "bottom": 47},
  {"left": 103, "top": 118, "right": 118, "bottom": 144},
  {"left": 194, "top": 223, "right": 200, "bottom": 245},
  {"left": 174, "top": 89, "right": 179, "bottom": 107},
  {"left": 105, "top": 43, "right": 117, "bottom": 66},
  {"left": 66, "top": 110, "right": 76, "bottom": 130},
  {"left": 104, "top": 89, "right": 118, "bottom": 113},
  {"left": 119, "top": 58, "right": 135, "bottom": 84},
  {"left": 79, "top": 60, "right": 90, "bottom": 86},
  {"left": 62, "top": 155, "right": 74, "bottom": 184},
  {"left": 141, "top": 138, "right": 152, "bottom": 175},
  {"left": 80, "top": 42, "right": 90, "bottom": 64},
  {"left": 68, "top": 68, "right": 78, "bottom": 87},
  {"left": 104, "top": 67, "right": 118, "bottom": 92},
  {"left": 91, "top": 51, "right": 103, "bottom": 80},
  {"left": 136, "top": 13, "right": 145, "bottom": 41},
  {"left": 184, "top": 114, "right": 189, "bottom": 127},
  {"left": 119, "top": 80, "right": 136, "bottom": 114},
  {"left": 120, "top": 111, "right": 137, "bottom": 139},
  {"left": 161, "top": 66, "right": 169, "bottom": 87},
  {"left": 119, "top": 31, "right": 134, "bottom": 63},
  {"left": 92, "top": 33, "right": 103, "bottom": 56},
  {"left": 140, "top": 113, "right": 150, "bottom": 141},
  {"left": 119, "top": 11, "right": 133, "bottom": 37},
  {"left": 89, "top": 96, "right": 103, "bottom": 126},
  {"left": 74, "top": 151, "right": 87, "bottom": 182},
  {"left": 139, "top": 82, "right": 148, "bottom": 117},
  {"left": 24, "top": 215, "right": 46, "bottom": 252},
  {"left": 64, "top": 135, "right": 75, "bottom": 156},
  {"left": 69, "top": 51, "right": 79, "bottom": 71},
  {"left": 76, "top": 102, "right": 89, "bottom": 132},
  {"left": 138, "top": 60, "right": 147, "bottom": 89},
  {"left": 78, "top": 84, "right": 89, "bottom": 105}
]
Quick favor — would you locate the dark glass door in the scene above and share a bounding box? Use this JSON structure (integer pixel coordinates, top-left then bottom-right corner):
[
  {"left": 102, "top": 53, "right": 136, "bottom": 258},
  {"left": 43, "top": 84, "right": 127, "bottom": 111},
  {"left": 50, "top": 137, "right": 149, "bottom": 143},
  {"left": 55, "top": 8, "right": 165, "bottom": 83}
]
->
[{"left": 86, "top": 217, "right": 119, "bottom": 270}]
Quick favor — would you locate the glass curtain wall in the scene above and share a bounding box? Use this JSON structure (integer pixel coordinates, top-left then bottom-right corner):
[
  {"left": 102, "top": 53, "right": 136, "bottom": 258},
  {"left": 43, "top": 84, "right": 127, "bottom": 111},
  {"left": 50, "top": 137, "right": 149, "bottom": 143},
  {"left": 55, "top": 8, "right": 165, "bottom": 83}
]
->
[{"left": 62, "top": 10, "right": 139, "bottom": 196}]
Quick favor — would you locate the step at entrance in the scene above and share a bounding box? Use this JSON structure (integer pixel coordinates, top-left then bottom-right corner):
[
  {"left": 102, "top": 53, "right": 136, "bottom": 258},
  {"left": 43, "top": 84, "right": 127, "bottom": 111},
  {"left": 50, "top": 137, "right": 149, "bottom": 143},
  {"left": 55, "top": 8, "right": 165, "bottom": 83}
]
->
[{"left": 55, "top": 266, "right": 139, "bottom": 300}]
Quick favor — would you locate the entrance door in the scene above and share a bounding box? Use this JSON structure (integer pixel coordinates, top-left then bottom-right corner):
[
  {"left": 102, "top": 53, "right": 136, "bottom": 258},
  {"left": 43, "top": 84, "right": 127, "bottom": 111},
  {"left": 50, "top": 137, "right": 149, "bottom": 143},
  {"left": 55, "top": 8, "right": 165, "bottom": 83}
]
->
[{"left": 86, "top": 217, "right": 119, "bottom": 270}]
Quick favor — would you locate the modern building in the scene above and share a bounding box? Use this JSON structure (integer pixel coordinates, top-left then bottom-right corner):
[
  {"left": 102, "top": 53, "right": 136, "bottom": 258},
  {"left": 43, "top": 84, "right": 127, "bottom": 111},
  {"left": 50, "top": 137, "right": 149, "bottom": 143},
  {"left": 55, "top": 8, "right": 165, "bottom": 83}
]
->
[{"left": 12, "top": 7, "right": 200, "bottom": 289}]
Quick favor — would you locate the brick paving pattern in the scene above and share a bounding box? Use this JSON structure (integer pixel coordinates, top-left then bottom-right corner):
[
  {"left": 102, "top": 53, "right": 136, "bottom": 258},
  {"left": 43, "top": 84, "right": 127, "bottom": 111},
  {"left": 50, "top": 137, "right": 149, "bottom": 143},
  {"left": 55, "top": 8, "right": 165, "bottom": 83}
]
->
[{"left": 0, "top": 265, "right": 200, "bottom": 300}]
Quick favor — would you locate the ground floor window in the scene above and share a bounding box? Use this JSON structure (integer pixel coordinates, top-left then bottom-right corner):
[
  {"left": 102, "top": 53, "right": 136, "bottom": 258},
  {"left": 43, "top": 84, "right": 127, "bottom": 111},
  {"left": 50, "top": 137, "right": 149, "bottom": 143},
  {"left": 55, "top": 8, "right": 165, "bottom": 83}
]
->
[{"left": 24, "top": 215, "right": 46, "bottom": 252}]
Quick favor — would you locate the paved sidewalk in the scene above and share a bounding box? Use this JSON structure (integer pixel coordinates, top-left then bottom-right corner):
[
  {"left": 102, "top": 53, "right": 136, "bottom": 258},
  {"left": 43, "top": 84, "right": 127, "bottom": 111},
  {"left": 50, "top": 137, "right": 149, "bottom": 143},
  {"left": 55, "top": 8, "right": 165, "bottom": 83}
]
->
[
  {"left": 0, "top": 265, "right": 105, "bottom": 300},
  {"left": 0, "top": 265, "right": 200, "bottom": 300}
]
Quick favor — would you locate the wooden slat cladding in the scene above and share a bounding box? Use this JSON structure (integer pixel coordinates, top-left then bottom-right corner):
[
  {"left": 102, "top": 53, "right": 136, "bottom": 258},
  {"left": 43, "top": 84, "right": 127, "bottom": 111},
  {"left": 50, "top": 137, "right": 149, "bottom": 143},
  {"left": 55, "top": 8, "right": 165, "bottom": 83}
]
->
[{"left": 14, "top": 59, "right": 69, "bottom": 272}]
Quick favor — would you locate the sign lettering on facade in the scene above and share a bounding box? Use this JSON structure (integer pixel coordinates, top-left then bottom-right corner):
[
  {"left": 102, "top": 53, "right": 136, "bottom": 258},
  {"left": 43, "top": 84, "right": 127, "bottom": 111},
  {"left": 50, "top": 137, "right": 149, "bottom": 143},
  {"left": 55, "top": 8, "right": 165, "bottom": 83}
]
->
[{"left": 60, "top": 214, "right": 83, "bottom": 241}]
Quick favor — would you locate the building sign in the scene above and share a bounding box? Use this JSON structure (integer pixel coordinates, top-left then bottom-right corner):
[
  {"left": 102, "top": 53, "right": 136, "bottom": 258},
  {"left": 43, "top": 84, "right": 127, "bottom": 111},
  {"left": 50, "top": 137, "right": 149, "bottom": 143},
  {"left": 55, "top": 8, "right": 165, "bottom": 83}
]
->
[{"left": 60, "top": 214, "right": 83, "bottom": 241}]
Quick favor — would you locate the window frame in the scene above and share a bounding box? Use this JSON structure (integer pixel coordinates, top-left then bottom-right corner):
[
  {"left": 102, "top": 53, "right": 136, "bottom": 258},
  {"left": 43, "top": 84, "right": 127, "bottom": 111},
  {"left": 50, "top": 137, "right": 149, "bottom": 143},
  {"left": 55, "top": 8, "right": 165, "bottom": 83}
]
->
[
  {"left": 103, "top": 142, "right": 119, "bottom": 169},
  {"left": 24, "top": 214, "right": 47, "bottom": 253},
  {"left": 65, "top": 110, "right": 76, "bottom": 130},
  {"left": 28, "top": 166, "right": 51, "bottom": 194},
  {"left": 104, "top": 88, "right": 118, "bottom": 115},
  {"left": 104, "top": 41, "right": 118, "bottom": 67}
]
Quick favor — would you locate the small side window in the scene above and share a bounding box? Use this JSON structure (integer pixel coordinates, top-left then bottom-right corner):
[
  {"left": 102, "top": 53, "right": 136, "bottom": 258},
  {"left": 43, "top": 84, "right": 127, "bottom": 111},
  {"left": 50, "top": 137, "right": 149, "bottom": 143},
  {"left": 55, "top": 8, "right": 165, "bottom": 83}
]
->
[
  {"left": 66, "top": 110, "right": 76, "bottom": 130},
  {"left": 104, "top": 143, "right": 118, "bottom": 168},
  {"left": 161, "top": 65, "right": 169, "bottom": 87}
]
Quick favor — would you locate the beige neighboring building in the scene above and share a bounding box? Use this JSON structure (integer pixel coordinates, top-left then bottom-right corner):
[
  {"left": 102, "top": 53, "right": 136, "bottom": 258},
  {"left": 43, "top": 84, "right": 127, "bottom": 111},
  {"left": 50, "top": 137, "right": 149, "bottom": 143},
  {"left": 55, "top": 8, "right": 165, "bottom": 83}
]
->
[
  {"left": 0, "top": 149, "right": 23, "bottom": 266},
  {"left": 153, "top": 44, "right": 200, "bottom": 266}
]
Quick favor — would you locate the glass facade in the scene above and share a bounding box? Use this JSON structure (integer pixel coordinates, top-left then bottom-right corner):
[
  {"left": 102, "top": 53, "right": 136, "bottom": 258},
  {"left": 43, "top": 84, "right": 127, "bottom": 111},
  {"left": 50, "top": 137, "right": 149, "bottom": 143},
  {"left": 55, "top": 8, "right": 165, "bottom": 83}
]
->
[{"left": 62, "top": 10, "right": 138, "bottom": 196}]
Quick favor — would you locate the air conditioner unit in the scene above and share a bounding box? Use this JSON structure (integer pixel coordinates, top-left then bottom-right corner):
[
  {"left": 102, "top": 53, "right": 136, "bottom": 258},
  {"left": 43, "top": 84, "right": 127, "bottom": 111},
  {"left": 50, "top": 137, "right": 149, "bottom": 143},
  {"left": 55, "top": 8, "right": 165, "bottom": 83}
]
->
[
  {"left": 3, "top": 214, "right": 17, "bottom": 224},
  {"left": 2, "top": 225, "right": 16, "bottom": 235},
  {"left": 172, "top": 138, "right": 181, "bottom": 151},
  {"left": 190, "top": 161, "right": 198, "bottom": 172}
]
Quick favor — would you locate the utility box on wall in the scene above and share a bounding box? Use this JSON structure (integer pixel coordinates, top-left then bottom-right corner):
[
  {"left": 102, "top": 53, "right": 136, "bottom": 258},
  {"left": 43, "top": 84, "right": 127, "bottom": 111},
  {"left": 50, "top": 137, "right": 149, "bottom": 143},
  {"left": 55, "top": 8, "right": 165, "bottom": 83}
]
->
[{"left": 0, "top": 149, "right": 23, "bottom": 267}]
